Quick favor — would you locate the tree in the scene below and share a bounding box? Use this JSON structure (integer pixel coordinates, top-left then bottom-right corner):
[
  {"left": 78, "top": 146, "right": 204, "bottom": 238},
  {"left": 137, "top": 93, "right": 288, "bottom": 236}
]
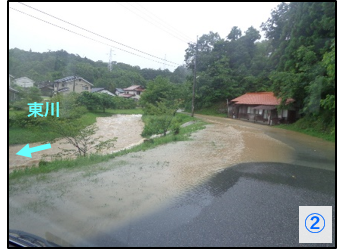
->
[
  {"left": 11, "top": 86, "right": 43, "bottom": 110},
  {"left": 46, "top": 118, "right": 116, "bottom": 157},
  {"left": 140, "top": 76, "right": 183, "bottom": 137},
  {"left": 94, "top": 93, "right": 115, "bottom": 113},
  {"left": 140, "top": 76, "right": 182, "bottom": 111},
  {"left": 227, "top": 26, "right": 242, "bottom": 41},
  {"left": 262, "top": 2, "right": 335, "bottom": 119},
  {"left": 77, "top": 92, "right": 114, "bottom": 112},
  {"left": 142, "top": 100, "right": 180, "bottom": 137}
]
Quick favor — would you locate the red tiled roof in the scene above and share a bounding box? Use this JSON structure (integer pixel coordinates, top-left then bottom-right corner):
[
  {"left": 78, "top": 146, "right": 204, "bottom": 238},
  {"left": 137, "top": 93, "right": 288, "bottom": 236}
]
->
[{"left": 231, "top": 92, "right": 294, "bottom": 105}]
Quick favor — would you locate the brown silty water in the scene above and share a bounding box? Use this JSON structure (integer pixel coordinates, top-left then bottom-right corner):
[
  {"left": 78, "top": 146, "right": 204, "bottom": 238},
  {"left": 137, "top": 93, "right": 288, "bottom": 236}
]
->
[
  {"left": 8, "top": 114, "right": 144, "bottom": 171},
  {"left": 9, "top": 115, "right": 334, "bottom": 246}
]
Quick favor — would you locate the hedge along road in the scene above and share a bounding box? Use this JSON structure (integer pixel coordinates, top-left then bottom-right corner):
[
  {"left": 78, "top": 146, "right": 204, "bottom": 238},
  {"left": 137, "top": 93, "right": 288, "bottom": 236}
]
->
[{"left": 9, "top": 114, "right": 335, "bottom": 246}]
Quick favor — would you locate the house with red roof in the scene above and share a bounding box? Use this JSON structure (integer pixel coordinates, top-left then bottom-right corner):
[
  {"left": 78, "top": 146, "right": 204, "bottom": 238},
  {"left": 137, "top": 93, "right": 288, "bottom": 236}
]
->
[
  {"left": 228, "top": 92, "right": 296, "bottom": 125},
  {"left": 121, "top": 85, "right": 145, "bottom": 100}
]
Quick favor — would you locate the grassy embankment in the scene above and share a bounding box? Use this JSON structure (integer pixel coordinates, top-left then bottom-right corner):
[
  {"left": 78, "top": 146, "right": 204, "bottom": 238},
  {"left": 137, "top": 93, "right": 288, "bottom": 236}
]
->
[
  {"left": 9, "top": 110, "right": 207, "bottom": 179},
  {"left": 276, "top": 116, "right": 335, "bottom": 142}
]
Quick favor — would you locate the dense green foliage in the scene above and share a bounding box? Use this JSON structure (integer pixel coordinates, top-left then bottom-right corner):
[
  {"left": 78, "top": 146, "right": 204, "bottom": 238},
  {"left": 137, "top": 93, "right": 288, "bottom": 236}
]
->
[
  {"left": 261, "top": 2, "right": 335, "bottom": 134},
  {"left": 140, "top": 77, "right": 186, "bottom": 137},
  {"left": 183, "top": 2, "right": 335, "bottom": 137},
  {"left": 9, "top": 48, "right": 190, "bottom": 92},
  {"left": 8, "top": 2, "right": 335, "bottom": 141}
]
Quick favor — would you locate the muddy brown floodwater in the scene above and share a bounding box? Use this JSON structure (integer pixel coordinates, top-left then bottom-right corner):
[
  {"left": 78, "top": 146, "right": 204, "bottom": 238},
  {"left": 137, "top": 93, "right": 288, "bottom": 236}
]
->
[
  {"left": 9, "top": 114, "right": 335, "bottom": 247},
  {"left": 9, "top": 114, "right": 144, "bottom": 171}
]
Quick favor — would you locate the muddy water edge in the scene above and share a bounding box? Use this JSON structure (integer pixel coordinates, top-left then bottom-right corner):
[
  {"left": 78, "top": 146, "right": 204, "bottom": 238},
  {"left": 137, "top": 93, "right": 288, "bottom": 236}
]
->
[{"left": 9, "top": 115, "right": 335, "bottom": 246}]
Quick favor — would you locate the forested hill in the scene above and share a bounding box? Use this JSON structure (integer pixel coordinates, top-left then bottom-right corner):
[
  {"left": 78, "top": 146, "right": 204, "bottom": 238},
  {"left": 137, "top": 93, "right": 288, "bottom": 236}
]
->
[
  {"left": 8, "top": 48, "right": 190, "bottom": 92},
  {"left": 183, "top": 2, "right": 335, "bottom": 134},
  {"left": 9, "top": 2, "right": 335, "bottom": 136}
]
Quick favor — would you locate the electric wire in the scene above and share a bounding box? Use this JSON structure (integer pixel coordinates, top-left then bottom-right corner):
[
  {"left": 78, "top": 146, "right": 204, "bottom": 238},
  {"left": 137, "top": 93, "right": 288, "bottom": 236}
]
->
[
  {"left": 132, "top": 2, "right": 194, "bottom": 42},
  {"left": 123, "top": 2, "right": 192, "bottom": 43},
  {"left": 16, "top": 2, "right": 180, "bottom": 66},
  {"left": 9, "top": 6, "right": 178, "bottom": 68}
]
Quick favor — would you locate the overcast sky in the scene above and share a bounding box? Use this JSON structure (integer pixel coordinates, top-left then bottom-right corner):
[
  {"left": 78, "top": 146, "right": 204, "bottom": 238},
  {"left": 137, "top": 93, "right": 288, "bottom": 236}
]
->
[{"left": 8, "top": 2, "right": 281, "bottom": 71}]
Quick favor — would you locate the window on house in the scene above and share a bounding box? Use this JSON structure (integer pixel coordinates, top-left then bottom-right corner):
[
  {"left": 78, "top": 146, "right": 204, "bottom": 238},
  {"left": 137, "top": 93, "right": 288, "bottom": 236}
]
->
[
  {"left": 82, "top": 86, "right": 88, "bottom": 90},
  {"left": 247, "top": 106, "right": 254, "bottom": 114},
  {"left": 283, "top": 109, "right": 288, "bottom": 118}
]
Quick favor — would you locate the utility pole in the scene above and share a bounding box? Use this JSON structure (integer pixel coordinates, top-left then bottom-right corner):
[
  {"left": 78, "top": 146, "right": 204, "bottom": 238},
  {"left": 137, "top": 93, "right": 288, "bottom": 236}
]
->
[
  {"left": 107, "top": 49, "right": 116, "bottom": 72},
  {"left": 163, "top": 54, "right": 166, "bottom": 70},
  {"left": 108, "top": 49, "right": 112, "bottom": 72},
  {"left": 73, "top": 75, "right": 76, "bottom": 92},
  {"left": 191, "top": 36, "right": 198, "bottom": 117}
]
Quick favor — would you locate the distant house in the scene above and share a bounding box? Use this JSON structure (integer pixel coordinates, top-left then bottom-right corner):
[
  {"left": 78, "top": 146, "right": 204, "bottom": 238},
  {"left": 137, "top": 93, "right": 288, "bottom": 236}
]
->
[
  {"left": 122, "top": 85, "right": 145, "bottom": 100},
  {"left": 91, "top": 88, "right": 115, "bottom": 96},
  {"left": 53, "top": 76, "right": 93, "bottom": 94},
  {"left": 9, "top": 86, "right": 19, "bottom": 102},
  {"left": 38, "top": 81, "right": 54, "bottom": 97},
  {"left": 115, "top": 88, "right": 125, "bottom": 96},
  {"left": 118, "top": 93, "right": 134, "bottom": 99},
  {"left": 228, "top": 92, "right": 296, "bottom": 125},
  {"left": 13, "top": 77, "right": 35, "bottom": 88},
  {"left": 9, "top": 74, "right": 15, "bottom": 86}
]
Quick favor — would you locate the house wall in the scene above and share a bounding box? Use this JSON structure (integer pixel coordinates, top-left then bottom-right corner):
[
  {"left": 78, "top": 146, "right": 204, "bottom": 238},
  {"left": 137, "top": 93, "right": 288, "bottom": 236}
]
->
[
  {"left": 40, "top": 87, "right": 53, "bottom": 97},
  {"left": 56, "top": 79, "right": 92, "bottom": 94},
  {"left": 14, "top": 77, "right": 35, "bottom": 88}
]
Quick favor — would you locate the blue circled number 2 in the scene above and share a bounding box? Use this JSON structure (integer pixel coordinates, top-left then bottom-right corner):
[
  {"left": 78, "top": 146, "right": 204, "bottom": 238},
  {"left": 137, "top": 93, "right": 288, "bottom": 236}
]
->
[
  {"left": 310, "top": 216, "right": 320, "bottom": 229},
  {"left": 305, "top": 213, "right": 325, "bottom": 233}
]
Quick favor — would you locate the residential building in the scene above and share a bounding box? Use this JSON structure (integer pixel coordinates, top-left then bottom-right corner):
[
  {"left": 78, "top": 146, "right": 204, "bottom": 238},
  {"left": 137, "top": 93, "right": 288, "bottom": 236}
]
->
[
  {"left": 115, "top": 88, "right": 125, "bottom": 96},
  {"left": 53, "top": 76, "right": 93, "bottom": 94},
  {"left": 91, "top": 88, "right": 115, "bottom": 96},
  {"left": 228, "top": 92, "right": 296, "bottom": 125},
  {"left": 9, "top": 74, "right": 15, "bottom": 86},
  {"left": 121, "top": 85, "right": 145, "bottom": 100},
  {"left": 13, "top": 77, "right": 35, "bottom": 88},
  {"left": 38, "top": 81, "right": 54, "bottom": 97},
  {"left": 9, "top": 86, "right": 19, "bottom": 102}
]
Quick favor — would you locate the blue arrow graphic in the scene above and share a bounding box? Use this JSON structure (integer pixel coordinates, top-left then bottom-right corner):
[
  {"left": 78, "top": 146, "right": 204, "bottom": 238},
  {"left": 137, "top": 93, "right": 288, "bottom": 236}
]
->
[{"left": 16, "top": 143, "right": 51, "bottom": 158}]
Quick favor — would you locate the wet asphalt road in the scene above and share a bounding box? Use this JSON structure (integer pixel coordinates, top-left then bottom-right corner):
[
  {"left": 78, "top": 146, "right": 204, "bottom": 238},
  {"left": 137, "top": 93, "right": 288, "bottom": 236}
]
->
[
  {"left": 87, "top": 162, "right": 335, "bottom": 247},
  {"left": 82, "top": 118, "right": 336, "bottom": 247}
]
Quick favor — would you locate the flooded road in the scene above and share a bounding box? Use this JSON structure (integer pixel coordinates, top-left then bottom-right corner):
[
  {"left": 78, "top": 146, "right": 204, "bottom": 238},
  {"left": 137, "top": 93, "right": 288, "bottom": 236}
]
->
[
  {"left": 103, "top": 163, "right": 335, "bottom": 247},
  {"left": 9, "top": 115, "right": 335, "bottom": 247}
]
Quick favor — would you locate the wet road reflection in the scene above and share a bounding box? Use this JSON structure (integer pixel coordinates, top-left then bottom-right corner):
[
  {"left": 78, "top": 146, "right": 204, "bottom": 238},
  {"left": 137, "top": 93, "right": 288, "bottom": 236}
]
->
[{"left": 91, "top": 162, "right": 335, "bottom": 247}]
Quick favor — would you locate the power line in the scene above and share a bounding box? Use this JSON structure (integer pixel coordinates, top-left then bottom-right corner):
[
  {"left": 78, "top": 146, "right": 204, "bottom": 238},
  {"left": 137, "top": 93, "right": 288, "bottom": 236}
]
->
[
  {"left": 118, "top": 2, "right": 188, "bottom": 44},
  {"left": 124, "top": 2, "right": 192, "bottom": 43},
  {"left": 132, "top": 3, "right": 194, "bottom": 42},
  {"left": 16, "top": 2, "right": 180, "bottom": 66},
  {"left": 9, "top": 6, "right": 178, "bottom": 68}
]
